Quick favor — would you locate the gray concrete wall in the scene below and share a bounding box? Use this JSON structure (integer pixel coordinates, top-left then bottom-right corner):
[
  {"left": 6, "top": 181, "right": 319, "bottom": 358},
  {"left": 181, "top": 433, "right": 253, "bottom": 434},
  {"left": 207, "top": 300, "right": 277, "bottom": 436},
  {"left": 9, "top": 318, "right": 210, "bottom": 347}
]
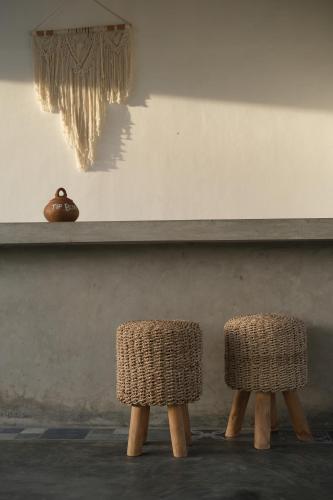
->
[
  {"left": 2, "top": 219, "right": 333, "bottom": 245},
  {"left": 0, "top": 243, "right": 332, "bottom": 427}
]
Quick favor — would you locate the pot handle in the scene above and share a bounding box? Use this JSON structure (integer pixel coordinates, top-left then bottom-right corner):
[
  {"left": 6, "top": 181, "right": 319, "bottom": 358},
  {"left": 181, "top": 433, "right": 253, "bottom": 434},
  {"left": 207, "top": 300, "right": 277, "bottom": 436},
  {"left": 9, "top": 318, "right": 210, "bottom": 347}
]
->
[{"left": 55, "top": 187, "right": 67, "bottom": 198}]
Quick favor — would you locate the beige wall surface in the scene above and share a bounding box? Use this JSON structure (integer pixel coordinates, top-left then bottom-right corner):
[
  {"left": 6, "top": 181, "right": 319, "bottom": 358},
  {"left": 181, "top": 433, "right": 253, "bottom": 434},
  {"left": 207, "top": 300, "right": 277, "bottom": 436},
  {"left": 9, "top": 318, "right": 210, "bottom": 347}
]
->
[{"left": 1, "top": 0, "right": 333, "bottom": 222}]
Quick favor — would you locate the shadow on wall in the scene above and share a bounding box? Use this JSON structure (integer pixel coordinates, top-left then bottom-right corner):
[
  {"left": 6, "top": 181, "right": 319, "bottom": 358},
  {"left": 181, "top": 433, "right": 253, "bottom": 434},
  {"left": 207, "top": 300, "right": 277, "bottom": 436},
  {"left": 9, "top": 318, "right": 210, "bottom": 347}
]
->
[
  {"left": 90, "top": 56, "right": 150, "bottom": 171},
  {"left": 1, "top": 0, "right": 333, "bottom": 170},
  {"left": 1, "top": 0, "right": 333, "bottom": 111},
  {"left": 138, "top": 0, "right": 333, "bottom": 111},
  {"left": 92, "top": 105, "right": 134, "bottom": 172}
]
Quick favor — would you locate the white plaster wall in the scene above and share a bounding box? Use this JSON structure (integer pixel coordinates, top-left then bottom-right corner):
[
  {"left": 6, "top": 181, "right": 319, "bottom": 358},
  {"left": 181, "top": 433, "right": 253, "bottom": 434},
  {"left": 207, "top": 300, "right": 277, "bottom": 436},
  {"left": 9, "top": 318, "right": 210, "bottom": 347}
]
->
[{"left": 1, "top": 0, "right": 333, "bottom": 222}]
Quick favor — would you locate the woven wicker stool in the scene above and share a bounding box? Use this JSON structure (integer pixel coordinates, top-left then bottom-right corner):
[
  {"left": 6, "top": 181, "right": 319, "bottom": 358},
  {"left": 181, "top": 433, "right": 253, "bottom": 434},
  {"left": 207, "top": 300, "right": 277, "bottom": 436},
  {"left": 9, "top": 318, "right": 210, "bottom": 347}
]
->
[
  {"left": 224, "top": 313, "right": 312, "bottom": 450},
  {"left": 117, "top": 320, "right": 202, "bottom": 458}
]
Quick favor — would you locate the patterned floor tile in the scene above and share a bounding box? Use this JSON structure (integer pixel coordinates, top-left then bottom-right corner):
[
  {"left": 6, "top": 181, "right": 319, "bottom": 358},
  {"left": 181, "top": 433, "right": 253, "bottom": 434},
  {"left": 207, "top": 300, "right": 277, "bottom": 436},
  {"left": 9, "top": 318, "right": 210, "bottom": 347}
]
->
[
  {"left": 191, "top": 430, "right": 217, "bottom": 441},
  {"left": 0, "top": 428, "right": 24, "bottom": 434},
  {"left": 314, "top": 431, "right": 333, "bottom": 443},
  {"left": 0, "top": 426, "right": 330, "bottom": 444},
  {"left": 85, "top": 429, "right": 116, "bottom": 440},
  {"left": 16, "top": 433, "right": 45, "bottom": 440},
  {"left": 112, "top": 427, "right": 128, "bottom": 435},
  {"left": 105, "top": 433, "right": 128, "bottom": 442},
  {"left": 41, "top": 428, "right": 90, "bottom": 440},
  {"left": 0, "top": 433, "right": 19, "bottom": 441},
  {"left": 20, "top": 428, "right": 46, "bottom": 435}
]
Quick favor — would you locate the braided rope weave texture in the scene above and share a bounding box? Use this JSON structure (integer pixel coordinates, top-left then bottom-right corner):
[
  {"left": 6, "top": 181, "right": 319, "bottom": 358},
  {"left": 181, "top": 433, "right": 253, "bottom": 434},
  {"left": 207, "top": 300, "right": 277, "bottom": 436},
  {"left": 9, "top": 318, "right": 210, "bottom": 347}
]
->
[
  {"left": 117, "top": 320, "right": 202, "bottom": 406},
  {"left": 224, "top": 313, "right": 307, "bottom": 392}
]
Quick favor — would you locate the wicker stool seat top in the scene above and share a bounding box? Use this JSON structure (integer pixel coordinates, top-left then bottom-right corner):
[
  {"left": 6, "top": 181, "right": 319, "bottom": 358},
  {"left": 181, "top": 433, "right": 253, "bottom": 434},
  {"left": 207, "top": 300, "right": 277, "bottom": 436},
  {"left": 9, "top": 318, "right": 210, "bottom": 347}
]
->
[
  {"left": 117, "top": 320, "right": 202, "bottom": 406},
  {"left": 224, "top": 313, "right": 307, "bottom": 392}
]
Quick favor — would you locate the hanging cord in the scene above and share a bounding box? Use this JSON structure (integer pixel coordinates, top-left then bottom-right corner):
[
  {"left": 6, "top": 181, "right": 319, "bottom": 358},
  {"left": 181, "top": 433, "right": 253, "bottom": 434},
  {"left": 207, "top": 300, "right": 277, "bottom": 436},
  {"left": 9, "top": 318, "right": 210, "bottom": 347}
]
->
[
  {"left": 32, "top": 0, "right": 131, "bottom": 33},
  {"left": 32, "top": 0, "right": 68, "bottom": 32},
  {"left": 92, "top": 0, "right": 131, "bottom": 25}
]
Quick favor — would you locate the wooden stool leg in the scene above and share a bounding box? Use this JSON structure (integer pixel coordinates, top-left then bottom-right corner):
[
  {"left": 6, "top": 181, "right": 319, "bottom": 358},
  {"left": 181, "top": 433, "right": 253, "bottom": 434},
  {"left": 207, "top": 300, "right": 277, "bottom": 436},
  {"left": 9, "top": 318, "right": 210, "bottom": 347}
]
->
[
  {"left": 254, "top": 392, "right": 271, "bottom": 450},
  {"left": 182, "top": 404, "right": 191, "bottom": 446},
  {"left": 283, "top": 391, "right": 313, "bottom": 441},
  {"left": 142, "top": 406, "right": 150, "bottom": 444},
  {"left": 127, "top": 405, "right": 149, "bottom": 457},
  {"left": 168, "top": 405, "right": 188, "bottom": 458},
  {"left": 271, "top": 393, "right": 278, "bottom": 432},
  {"left": 225, "top": 390, "right": 250, "bottom": 438}
]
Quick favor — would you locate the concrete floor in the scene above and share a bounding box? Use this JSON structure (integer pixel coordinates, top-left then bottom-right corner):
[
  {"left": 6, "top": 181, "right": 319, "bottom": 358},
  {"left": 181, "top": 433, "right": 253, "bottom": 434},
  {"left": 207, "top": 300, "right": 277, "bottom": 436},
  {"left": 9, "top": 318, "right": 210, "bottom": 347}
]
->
[{"left": 0, "top": 430, "right": 332, "bottom": 500}]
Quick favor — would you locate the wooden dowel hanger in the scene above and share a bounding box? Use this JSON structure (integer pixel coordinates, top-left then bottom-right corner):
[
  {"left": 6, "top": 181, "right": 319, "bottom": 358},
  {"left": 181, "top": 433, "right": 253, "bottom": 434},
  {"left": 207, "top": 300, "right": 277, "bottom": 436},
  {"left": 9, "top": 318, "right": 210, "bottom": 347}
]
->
[{"left": 31, "top": 0, "right": 132, "bottom": 36}]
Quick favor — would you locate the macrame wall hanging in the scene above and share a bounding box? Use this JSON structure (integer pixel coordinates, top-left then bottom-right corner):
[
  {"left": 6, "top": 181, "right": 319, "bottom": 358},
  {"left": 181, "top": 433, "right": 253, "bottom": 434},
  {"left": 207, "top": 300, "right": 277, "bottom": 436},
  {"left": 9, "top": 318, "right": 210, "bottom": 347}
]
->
[{"left": 32, "top": 0, "right": 132, "bottom": 171}]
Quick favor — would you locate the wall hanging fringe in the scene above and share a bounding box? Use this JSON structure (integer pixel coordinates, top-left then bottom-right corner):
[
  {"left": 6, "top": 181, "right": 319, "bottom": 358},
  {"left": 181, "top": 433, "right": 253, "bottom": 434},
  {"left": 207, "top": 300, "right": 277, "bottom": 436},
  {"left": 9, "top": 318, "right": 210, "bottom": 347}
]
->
[{"left": 32, "top": 2, "right": 132, "bottom": 170}]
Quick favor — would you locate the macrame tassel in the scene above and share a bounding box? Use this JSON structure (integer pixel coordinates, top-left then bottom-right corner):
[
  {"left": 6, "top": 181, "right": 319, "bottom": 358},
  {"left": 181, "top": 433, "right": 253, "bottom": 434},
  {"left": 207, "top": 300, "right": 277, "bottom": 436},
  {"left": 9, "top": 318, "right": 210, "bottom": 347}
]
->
[{"left": 33, "top": 26, "right": 132, "bottom": 170}]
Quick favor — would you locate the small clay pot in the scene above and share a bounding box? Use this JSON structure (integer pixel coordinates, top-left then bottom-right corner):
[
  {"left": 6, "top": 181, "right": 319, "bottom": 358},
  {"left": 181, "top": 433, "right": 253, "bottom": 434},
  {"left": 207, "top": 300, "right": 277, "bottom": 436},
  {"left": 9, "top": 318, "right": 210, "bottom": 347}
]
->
[{"left": 44, "top": 188, "right": 79, "bottom": 222}]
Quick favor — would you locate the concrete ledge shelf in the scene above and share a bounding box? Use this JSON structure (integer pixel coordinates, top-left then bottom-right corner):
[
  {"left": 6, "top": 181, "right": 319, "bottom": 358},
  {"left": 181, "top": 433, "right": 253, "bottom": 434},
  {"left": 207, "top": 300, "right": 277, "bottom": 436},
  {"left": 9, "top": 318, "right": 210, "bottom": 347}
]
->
[{"left": 0, "top": 219, "right": 333, "bottom": 246}]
